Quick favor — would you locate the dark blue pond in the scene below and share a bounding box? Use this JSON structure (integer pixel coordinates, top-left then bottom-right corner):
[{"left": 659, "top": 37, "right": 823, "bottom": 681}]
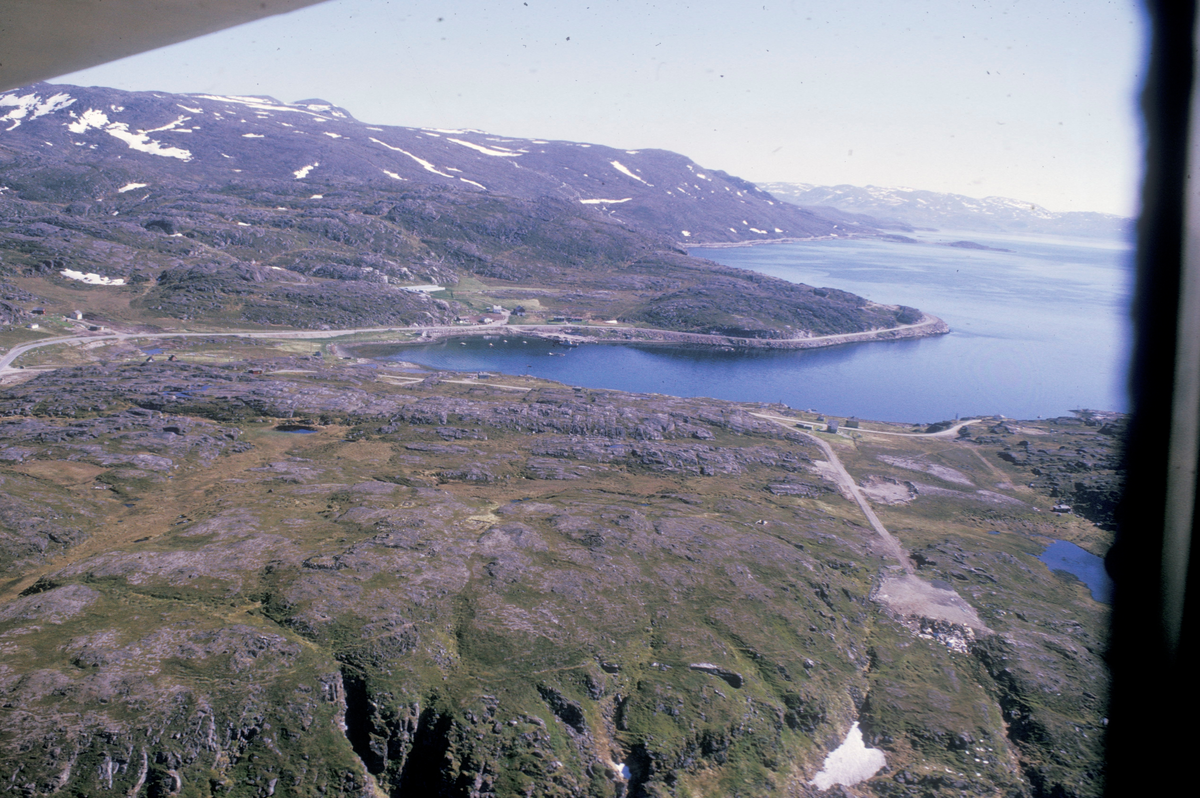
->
[{"left": 1038, "top": 540, "right": 1113, "bottom": 604}]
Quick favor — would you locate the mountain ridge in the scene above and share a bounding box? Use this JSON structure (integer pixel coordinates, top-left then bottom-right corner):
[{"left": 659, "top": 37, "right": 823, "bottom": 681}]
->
[
  {"left": 758, "top": 182, "right": 1133, "bottom": 239},
  {"left": 4, "top": 82, "right": 840, "bottom": 245}
]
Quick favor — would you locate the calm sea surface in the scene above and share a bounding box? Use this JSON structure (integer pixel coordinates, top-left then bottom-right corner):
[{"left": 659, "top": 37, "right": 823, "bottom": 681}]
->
[{"left": 376, "top": 232, "right": 1134, "bottom": 423}]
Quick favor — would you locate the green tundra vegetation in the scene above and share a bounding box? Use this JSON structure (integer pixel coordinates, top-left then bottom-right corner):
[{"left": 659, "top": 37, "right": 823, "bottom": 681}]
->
[{"left": 0, "top": 337, "right": 1115, "bottom": 798}]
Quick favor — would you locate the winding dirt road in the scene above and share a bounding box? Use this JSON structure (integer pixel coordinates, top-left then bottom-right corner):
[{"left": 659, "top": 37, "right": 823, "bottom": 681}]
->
[{"left": 752, "top": 412, "right": 990, "bottom": 631}]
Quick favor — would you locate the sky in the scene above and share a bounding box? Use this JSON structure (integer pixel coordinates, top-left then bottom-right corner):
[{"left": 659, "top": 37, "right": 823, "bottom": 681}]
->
[{"left": 50, "top": 0, "right": 1148, "bottom": 216}]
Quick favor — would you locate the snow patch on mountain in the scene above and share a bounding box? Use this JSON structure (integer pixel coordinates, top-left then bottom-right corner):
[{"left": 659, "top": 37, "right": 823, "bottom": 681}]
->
[
  {"left": 104, "top": 122, "right": 192, "bottom": 160},
  {"left": 580, "top": 198, "right": 632, "bottom": 204},
  {"left": 370, "top": 138, "right": 455, "bottom": 178},
  {"left": 61, "top": 269, "right": 125, "bottom": 286},
  {"left": 448, "top": 138, "right": 522, "bottom": 157},
  {"left": 1, "top": 91, "right": 76, "bottom": 130},
  {"left": 293, "top": 162, "right": 319, "bottom": 179},
  {"left": 61, "top": 107, "right": 192, "bottom": 160},
  {"left": 610, "top": 160, "right": 651, "bottom": 185},
  {"left": 118, "top": 183, "right": 148, "bottom": 193},
  {"left": 194, "top": 94, "right": 339, "bottom": 121},
  {"left": 145, "top": 115, "right": 192, "bottom": 134},
  {"left": 67, "top": 108, "right": 109, "bottom": 134}
]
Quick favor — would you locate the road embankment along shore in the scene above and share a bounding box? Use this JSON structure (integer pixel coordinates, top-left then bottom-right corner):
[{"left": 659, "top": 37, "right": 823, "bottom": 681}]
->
[
  {"left": 397, "top": 314, "right": 949, "bottom": 351},
  {"left": 0, "top": 314, "right": 949, "bottom": 377}
]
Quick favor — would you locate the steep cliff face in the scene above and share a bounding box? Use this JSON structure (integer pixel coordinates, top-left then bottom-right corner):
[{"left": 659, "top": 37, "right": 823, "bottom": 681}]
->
[{"left": 0, "top": 359, "right": 1112, "bottom": 797}]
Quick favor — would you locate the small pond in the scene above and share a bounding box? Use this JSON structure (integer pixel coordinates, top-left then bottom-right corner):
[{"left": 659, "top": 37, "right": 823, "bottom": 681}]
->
[{"left": 1038, "top": 540, "right": 1113, "bottom": 604}]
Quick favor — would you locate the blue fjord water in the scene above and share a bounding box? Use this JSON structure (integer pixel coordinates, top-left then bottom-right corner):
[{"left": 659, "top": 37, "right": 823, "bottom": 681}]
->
[{"left": 380, "top": 232, "right": 1133, "bottom": 423}]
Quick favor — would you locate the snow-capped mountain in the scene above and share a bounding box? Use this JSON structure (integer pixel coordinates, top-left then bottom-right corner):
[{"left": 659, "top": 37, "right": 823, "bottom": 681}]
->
[
  {"left": 0, "top": 83, "right": 840, "bottom": 244},
  {"left": 758, "top": 182, "right": 1133, "bottom": 239}
]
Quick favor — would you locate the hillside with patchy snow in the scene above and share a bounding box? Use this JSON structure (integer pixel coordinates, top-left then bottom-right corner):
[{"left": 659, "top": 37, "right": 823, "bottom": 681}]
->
[
  {"left": 1, "top": 84, "right": 839, "bottom": 245},
  {"left": 0, "top": 84, "right": 939, "bottom": 341}
]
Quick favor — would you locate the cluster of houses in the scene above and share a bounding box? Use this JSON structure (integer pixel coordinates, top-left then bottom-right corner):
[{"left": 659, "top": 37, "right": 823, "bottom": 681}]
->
[{"left": 15, "top": 308, "right": 101, "bottom": 331}]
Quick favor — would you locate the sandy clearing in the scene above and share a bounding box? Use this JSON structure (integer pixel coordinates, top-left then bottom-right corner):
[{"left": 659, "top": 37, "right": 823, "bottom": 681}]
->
[
  {"left": 878, "top": 454, "right": 974, "bottom": 485},
  {"left": 874, "top": 575, "right": 991, "bottom": 632},
  {"left": 859, "top": 476, "right": 915, "bottom": 505}
]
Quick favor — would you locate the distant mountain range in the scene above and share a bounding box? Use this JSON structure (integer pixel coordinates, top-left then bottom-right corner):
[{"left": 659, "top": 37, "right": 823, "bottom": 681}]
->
[{"left": 758, "top": 182, "right": 1135, "bottom": 240}]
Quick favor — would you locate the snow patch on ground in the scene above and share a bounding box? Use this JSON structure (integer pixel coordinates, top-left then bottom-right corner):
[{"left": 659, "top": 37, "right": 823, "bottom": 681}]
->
[
  {"left": 681, "top": 230, "right": 691, "bottom": 237},
  {"left": 242, "top": 133, "right": 265, "bottom": 138},
  {"left": 145, "top": 115, "right": 191, "bottom": 134},
  {"left": 580, "top": 198, "right": 631, "bottom": 204},
  {"left": 1, "top": 91, "right": 76, "bottom": 130},
  {"left": 176, "top": 104, "right": 203, "bottom": 113},
  {"left": 401, "top": 285, "right": 446, "bottom": 293},
  {"left": 610, "top": 160, "right": 651, "bottom": 185},
  {"left": 381, "top": 170, "right": 406, "bottom": 180},
  {"left": 370, "top": 138, "right": 455, "bottom": 177},
  {"left": 67, "top": 108, "right": 109, "bottom": 134},
  {"left": 810, "top": 723, "right": 886, "bottom": 790},
  {"left": 294, "top": 162, "right": 319, "bottom": 179},
  {"left": 459, "top": 178, "right": 487, "bottom": 190},
  {"left": 118, "top": 183, "right": 148, "bottom": 193},
  {"left": 61, "top": 269, "right": 125, "bottom": 286},
  {"left": 323, "top": 132, "right": 342, "bottom": 139},
  {"left": 103, "top": 122, "right": 192, "bottom": 160},
  {"left": 448, "top": 137, "right": 522, "bottom": 157},
  {"left": 65, "top": 108, "right": 192, "bottom": 159},
  {"left": 193, "top": 94, "right": 337, "bottom": 120}
]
